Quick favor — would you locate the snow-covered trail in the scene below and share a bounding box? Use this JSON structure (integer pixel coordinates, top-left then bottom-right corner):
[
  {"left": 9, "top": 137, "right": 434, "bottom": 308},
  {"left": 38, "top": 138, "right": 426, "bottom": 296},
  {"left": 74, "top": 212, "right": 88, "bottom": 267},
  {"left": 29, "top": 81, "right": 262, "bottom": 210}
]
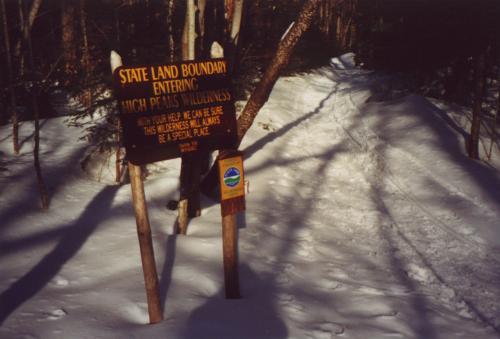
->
[
  {"left": 1, "top": 54, "right": 499, "bottom": 338},
  {"left": 324, "top": 58, "right": 500, "bottom": 332},
  {"left": 237, "top": 58, "right": 500, "bottom": 338}
]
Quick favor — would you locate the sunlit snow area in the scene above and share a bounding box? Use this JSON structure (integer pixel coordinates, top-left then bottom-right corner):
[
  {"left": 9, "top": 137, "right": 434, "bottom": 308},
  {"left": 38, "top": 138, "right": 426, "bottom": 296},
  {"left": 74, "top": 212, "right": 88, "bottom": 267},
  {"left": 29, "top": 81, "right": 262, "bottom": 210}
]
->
[{"left": 1, "top": 54, "right": 499, "bottom": 338}]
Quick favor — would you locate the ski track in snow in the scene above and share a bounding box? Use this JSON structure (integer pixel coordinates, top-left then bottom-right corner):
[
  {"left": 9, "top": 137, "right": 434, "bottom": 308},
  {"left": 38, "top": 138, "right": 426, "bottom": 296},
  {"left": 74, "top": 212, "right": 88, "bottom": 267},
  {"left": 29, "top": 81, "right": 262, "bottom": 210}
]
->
[{"left": 1, "top": 53, "right": 499, "bottom": 338}]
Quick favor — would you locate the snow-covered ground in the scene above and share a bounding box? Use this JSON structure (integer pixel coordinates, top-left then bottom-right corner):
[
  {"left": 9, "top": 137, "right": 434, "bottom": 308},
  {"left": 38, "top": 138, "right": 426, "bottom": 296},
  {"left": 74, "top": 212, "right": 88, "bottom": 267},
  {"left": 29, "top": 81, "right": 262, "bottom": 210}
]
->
[{"left": 1, "top": 54, "right": 499, "bottom": 339}]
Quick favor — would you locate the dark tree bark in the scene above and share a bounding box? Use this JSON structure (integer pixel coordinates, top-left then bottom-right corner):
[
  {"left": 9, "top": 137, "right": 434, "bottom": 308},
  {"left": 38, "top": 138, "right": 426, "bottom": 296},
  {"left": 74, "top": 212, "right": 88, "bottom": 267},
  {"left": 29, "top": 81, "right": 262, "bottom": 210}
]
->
[
  {"left": 166, "top": 0, "right": 175, "bottom": 62},
  {"left": 79, "top": 0, "right": 92, "bottom": 108},
  {"left": 468, "top": 51, "right": 486, "bottom": 159},
  {"left": 61, "top": 0, "right": 77, "bottom": 79},
  {"left": 15, "top": 0, "right": 42, "bottom": 77},
  {"left": 1, "top": 0, "right": 20, "bottom": 154},
  {"left": 496, "top": 68, "right": 500, "bottom": 125}
]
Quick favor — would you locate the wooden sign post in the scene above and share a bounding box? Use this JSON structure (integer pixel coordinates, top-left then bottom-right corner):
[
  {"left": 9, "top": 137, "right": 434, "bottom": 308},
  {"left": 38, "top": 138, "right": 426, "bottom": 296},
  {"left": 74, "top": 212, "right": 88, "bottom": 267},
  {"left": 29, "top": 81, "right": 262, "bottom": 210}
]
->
[
  {"left": 111, "top": 51, "right": 162, "bottom": 324},
  {"left": 218, "top": 150, "right": 245, "bottom": 299},
  {"left": 128, "top": 162, "right": 162, "bottom": 323}
]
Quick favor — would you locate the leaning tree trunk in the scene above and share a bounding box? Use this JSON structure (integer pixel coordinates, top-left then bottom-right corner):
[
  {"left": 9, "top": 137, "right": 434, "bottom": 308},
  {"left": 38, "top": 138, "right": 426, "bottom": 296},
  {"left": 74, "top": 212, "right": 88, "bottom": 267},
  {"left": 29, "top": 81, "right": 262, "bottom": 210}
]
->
[
  {"left": 236, "top": 0, "right": 321, "bottom": 141},
  {"left": 25, "top": 1, "right": 49, "bottom": 209},
  {"left": 201, "top": 0, "right": 321, "bottom": 196},
  {"left": 1, "top": 0, "right": 20, "bottom": 154},
  {"left": 468, "top": 51, "right": 486, "bottom": 159}
]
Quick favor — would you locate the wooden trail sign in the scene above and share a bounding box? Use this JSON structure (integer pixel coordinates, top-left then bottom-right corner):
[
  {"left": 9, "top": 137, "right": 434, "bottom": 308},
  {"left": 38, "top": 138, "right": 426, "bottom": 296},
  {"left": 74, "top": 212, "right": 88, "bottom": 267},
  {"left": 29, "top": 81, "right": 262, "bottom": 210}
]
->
[
  {"left": 113, "top": 59, "right": 237, "bottom": 165},
  {"left": 218, "top": 150, "right": 246, "bottom": 298}
]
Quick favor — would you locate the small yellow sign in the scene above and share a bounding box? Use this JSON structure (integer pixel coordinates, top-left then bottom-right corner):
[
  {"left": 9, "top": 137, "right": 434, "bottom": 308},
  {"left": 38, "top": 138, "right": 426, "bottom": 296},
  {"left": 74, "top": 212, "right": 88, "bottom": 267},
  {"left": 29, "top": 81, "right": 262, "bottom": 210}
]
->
[{"left": 218, "top": 155, "right": 245, "bottom": 201}]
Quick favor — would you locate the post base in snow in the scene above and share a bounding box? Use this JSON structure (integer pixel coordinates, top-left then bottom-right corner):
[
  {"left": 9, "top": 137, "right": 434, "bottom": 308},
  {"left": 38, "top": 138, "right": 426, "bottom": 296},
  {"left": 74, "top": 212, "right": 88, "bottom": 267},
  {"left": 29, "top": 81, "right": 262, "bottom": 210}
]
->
[{"left": 222, "top": 214, "right": 241, "bottom": 299}]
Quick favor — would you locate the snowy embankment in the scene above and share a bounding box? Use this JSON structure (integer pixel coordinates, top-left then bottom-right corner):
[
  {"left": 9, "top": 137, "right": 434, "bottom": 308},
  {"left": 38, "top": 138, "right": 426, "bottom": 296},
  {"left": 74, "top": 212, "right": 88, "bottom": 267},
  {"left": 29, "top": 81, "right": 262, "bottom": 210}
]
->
[{"left": 1, "top": 54, "right": 499, "bottom": 339}]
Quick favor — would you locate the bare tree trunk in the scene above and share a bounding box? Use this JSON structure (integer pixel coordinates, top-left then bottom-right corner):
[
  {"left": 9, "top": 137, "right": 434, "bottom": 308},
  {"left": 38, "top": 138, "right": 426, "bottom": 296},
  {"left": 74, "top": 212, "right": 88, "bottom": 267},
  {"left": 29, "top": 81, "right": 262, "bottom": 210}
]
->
[
  {"left": 225, "top": 0, "right": 234, "bottom": 33},
  {"left": 197, "top": 0, "right": 206, "bottom": 56},
  {"left": 230, "top": 0, "right": 243, "bottom": 44},
  {"left": 496, "top": 68, "right": 500, "bottom": 125},
  {"left": 179, "top": 0, "right": 201, "bottom": 227},
  {"left": 1, "top": 0, "right": 20, "bottom": 154},
  {"left": 25, "top": 1, "right": 49, "bottom": 209},
  {"left": 348, "top": 0, "right": 357, "bottom": 51},
  {"left": 225, "top": 0, "right": 243, "bottom": 71},
  {"left": 201, "top": 0, "right": 321, "bottom": 196},
  {"left": 166, "top": 0, "right": 175, "bottom": 62},
  {"left": 15, "top": 0, "right": 42, "bottom": 76},
  {"left": 79, "top": 0, "right": 92, "bottom": 108},
  {"left": 61, "top": 0, "right": 77, "bottom": 79},
  {"left": 182, "top": 0, "right": 196, "bottom": 60},
  {"left": 468, "top": 51, "right": 486, "bottom": 159},
  {"left": 319, "top": 0, "right": 334, "bottom": 41}
]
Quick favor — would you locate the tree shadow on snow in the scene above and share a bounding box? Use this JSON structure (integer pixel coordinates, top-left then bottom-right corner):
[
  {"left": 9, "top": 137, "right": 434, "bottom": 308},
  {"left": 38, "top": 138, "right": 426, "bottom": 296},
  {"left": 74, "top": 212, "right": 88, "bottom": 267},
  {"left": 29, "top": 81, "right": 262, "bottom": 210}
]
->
[
  {"left": 0, "top": 185, "right": 119, "bottom": 325},
  {"left": 179, "top": 264, "right": 288, "bottom": 339},
  {"left": 243, "top": 87, "right": 337, "bottom": 161}
]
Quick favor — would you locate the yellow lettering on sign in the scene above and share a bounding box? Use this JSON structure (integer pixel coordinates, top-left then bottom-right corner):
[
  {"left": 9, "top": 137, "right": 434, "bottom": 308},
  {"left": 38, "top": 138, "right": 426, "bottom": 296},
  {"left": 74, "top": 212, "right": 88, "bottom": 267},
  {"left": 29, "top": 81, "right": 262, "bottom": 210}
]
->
[
  {"left": 152, "top": 78, "right": 198, "bottom": 95},
  {"left": 144, "top": 126, "right": 157, "bottom": 135},
  {"left": 121, "top": 98, "right": 148, "bottom": 113},
  {"left": 150, "top": 65, "right": 179, "bottom": 80},
  {"left": 181, "top": 60, "right": 227, "bottom": 77},
  {"left": 179, "top": 89, "right": 231, "bottom": 106},
  {"left": 118, "top": 67, "right": 149, "bottom": 84},
  {"left": 149, "top": 95, "right": 179, "bottom": 110}
]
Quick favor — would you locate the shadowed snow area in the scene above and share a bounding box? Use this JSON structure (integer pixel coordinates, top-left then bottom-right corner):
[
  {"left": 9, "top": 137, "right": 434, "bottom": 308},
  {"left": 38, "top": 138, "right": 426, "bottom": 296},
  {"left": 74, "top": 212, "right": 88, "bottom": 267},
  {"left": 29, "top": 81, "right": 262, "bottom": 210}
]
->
[{"left": 1, "top": 53, "right": 499, "bottom": 338}]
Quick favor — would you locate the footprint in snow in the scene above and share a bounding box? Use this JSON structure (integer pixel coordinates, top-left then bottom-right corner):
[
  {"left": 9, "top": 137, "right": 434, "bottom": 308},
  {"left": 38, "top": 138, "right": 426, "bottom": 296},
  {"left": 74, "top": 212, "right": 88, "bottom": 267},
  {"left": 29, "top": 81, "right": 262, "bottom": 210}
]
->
[
  {"left": 276, "top": 273, "right": 291, "bottom": 286},
  {"left": 306, "top": 322, "right": 345, "bottom": 338},
  {"left": 284, "top": 301, "right": 306, "bottom": 318},
  {"left": 277, "top": 293, "right": 294, "bottom": 304},
  {"left": 39, "top": 308, "right": 67, "bottom": 321},
  {"left": 276, "top": 293, "right": 306, "bottom": 319},
  {"left": 64, "top": 194, "right": 80, "bottom": 202},
  {"left": 316, "top": 278, "right": 342, "bottom": 290},
  {"left": 356, "top": 286, "right": 385, "bottom": 296},
  {"left": 296, "top": 242, "right": 315, "bottom": 260},
  {"left": 326, "top": 268, "right": 349, "bottom": 280},
  {"left": 51, "top": 275, "right": 69, "bottom": 287},
  {"left": 296, "top": 228, "right": 314, "bottom": 241}
]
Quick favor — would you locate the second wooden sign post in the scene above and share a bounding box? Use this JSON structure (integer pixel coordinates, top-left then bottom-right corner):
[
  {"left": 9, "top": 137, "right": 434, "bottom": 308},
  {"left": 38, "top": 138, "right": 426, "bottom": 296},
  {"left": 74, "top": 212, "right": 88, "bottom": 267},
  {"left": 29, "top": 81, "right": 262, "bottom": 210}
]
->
[{"left": 218, "top": 150, "right": 246, "bottom": 299}]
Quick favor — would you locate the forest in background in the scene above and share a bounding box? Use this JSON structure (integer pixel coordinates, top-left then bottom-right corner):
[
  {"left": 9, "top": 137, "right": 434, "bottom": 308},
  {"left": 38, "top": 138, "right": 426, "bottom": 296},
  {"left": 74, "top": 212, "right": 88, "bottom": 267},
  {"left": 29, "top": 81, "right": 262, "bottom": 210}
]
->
[{"left": 1, "top": 0, "right": 499, "bottom": 156}]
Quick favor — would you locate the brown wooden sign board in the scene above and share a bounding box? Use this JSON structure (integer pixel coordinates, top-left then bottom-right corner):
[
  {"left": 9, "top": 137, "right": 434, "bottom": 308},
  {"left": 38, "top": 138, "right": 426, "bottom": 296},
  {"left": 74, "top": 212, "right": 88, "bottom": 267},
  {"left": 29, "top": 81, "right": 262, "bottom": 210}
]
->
[{"left": 113, "top": 58, "right": 237, "bottom": 165}]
